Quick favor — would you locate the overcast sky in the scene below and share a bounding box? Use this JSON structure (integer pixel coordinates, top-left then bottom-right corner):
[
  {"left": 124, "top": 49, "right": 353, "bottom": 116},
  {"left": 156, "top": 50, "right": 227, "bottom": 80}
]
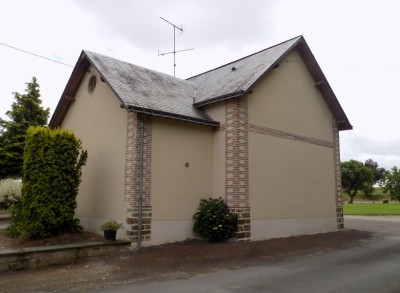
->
[{"left": 1, "top": 0, "right": 400, "bottom": 169}]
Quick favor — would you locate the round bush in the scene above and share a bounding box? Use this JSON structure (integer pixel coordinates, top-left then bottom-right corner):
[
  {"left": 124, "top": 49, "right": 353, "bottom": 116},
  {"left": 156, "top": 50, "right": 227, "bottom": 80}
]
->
[{"left": 193, "top": 197, "right": 238, "bottom": 242}]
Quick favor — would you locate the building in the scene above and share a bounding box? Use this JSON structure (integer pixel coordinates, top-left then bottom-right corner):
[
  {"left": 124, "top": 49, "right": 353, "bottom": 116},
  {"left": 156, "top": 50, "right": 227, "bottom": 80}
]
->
[{"left": 50, "top": 35, "right": 352, "bottom": 245}]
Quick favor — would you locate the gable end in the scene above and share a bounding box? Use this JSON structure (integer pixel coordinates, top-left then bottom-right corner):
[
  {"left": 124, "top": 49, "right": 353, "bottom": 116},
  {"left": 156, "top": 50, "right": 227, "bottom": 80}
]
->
[{"left": 49, "top": 52, "right": 91, "bottom": 128}]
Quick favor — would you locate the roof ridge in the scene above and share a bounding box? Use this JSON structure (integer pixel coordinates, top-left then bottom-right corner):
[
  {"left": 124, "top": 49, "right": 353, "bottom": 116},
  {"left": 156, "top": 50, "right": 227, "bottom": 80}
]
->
[
  {"left": 51, "top": 36, "right": 351, "bottom": 131},
  {"left": 79, "top": 50, "right": 215, "bottom": 126},
  {"left": 83, "top": 50, "right": 194, "bottom": 85},
  {"left": 186, "top": 35, "right": 303, "bottom": 80}
]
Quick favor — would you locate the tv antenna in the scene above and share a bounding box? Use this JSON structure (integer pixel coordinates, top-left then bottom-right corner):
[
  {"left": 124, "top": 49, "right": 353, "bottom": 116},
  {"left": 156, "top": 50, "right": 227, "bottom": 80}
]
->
[{"left": 159, "top": 17, "right": 193, "bottom": 77}]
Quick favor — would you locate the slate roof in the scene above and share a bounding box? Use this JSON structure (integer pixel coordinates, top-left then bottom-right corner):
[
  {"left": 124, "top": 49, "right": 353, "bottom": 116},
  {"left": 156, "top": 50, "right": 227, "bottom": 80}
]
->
[
  {"left": 188, "top": 36, "right": 300, "bottom": 106},
  {"left": 84, "top": 51, "right": 214, "bottom": 125},
  {"left": 49, "top": 35, "right": 352, "bottom": 130}
]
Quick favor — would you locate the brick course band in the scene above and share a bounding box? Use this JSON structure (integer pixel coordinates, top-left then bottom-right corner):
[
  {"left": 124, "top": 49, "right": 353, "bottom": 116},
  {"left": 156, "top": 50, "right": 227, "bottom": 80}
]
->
[
  {"left": 126, "top": 207, "right": 152, "bottom": 242},
  {"left": 225, "top": 97, "right": 251, "bottom": 241},
  {"left": 248, "top": 124, "right": 334, "bottom": 149},
  {"left": 124, "top": 112, "right": 138, "bottom": 202},
  {"left": 225, "top": 97, "right": 249, "bottom": 208},
  {"left": 333, "top": 120, "right": 344, "bottom": 229},
  {"left": 229, "top": 207, "right": 251, "bottom": 241},
  {"left": 124, "top": 112, "right": 153, "bottom": 241}
]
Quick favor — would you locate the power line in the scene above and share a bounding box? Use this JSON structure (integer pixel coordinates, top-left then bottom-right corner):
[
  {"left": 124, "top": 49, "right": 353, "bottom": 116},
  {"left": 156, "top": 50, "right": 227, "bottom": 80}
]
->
[
  {"left": 285, "top": 59, "right": 400, "bottom": 69},
  {"left": 0, "top": 41, "right": 74, "bottom": 68}
]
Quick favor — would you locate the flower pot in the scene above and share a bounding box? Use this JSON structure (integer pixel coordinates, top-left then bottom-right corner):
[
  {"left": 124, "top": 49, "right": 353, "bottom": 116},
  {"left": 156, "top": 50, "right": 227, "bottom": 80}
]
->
[{"left": 104, "top": 229, "right": 117, "bottom": 240}]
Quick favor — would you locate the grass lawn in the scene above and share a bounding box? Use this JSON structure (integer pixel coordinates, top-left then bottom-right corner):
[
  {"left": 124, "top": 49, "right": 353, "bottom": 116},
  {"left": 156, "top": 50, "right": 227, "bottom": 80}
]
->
[{"left": 344, "top": 203, "right": 400, "bottom": 215}]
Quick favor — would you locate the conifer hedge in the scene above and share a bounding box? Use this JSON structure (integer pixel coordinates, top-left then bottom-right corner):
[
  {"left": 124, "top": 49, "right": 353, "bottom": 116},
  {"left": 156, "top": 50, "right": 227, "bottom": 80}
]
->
[{"left": 19, "top": 126, "right": 88, "bottom": 238}]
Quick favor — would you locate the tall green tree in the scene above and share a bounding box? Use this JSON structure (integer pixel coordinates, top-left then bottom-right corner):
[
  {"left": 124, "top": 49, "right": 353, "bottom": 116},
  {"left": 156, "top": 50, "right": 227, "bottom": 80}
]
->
[
  {"left": 384, "top": 166, "right": 400, "bottom": 201},
  {"left": 362, "top": 159, "right": 387, "bottom": 196},
  {"left": 0, "top": 77, "right": 50, "bottom": 179},
  {"left": 341, "top": 160, "right": 373, "bottom": 204}
]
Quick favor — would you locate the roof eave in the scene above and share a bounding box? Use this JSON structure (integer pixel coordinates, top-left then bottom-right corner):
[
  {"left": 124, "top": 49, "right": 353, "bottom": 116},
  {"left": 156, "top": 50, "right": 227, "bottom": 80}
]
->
[
  {"left": 123, "top": 104, "right": 220, "bottom": 127},
  {"left": 314, "top": 81, "right": 353, "bottom": 131},
  {"left": 292, "top": 37, "right": 353, "bottom": 132},
  {"left": 337, "top": 121, "right": 353, "bottom": 131},
  {"left": 192, "top": 37, "right": 302, "bottom": 109},
  {"left": 49, "top": 51, "right": 90, "bottom": 128},
  {"left": 193, "top": 90, "right": 249, "bottom": 107},
  {"left": 191, "top": 36, "right": 352, "bottom": 132}
]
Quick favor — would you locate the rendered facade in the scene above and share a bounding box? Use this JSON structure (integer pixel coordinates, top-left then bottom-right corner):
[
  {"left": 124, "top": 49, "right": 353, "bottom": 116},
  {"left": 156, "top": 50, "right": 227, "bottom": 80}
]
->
[{"left": 50, "top": 36, "right": 352, "bottom": 245}]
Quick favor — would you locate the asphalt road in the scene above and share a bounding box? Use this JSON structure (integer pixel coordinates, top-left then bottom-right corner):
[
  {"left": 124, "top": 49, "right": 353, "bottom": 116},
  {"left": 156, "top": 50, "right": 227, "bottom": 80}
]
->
[{"left": 96, "top": 216, "right": 400, "bottom": 293}]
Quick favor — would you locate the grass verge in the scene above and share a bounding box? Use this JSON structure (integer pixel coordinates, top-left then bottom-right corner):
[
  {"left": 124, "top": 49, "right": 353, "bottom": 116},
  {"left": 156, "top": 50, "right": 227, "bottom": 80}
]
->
[{"left": 344, "top": 203, "right": 400, "bottom": 215}]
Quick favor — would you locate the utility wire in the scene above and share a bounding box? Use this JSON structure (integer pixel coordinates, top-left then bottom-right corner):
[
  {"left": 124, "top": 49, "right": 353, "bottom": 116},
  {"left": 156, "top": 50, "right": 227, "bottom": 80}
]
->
[
  {"left": 0, "top": 41, "right": 74, "bottom": 68},
  {"left": 285, "top": 59, "right": 400, "bottom": 68}
]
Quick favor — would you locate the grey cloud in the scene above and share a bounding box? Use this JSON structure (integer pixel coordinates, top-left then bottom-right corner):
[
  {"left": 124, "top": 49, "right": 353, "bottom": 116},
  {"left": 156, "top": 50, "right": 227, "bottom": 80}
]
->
[
  {"left": 340, "top": 132, "right": 400, "bottom": 169},
  {"left": 70, "top": 0, "right": 277, "bottom": 52}
]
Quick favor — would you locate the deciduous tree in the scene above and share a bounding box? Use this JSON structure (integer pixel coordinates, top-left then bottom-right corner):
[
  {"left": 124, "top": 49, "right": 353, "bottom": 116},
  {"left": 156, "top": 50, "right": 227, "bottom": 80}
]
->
[
  {"left": 362, "top": 159, "right": 387, "bottom": 196},
  {"left": 384, "top": 166, "right": 400, "bottom": 202},
  {"left": 341, "top": 160, "right": 373, "bottom": 203}
]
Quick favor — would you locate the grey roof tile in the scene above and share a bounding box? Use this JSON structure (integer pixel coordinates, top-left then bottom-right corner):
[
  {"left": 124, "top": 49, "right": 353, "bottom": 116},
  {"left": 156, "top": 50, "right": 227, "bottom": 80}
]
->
[
  {"left": 84, "top": 51, "right": 213, "bottom": 123},
  {"left": 84, "top": 37, "right": 300, "bottom": 123},
  {"left": 50, "top": 35, "right": 351, "bottom": 130},
  {"left": 187, "top": 36, "right": 301, "bottom": 104}
]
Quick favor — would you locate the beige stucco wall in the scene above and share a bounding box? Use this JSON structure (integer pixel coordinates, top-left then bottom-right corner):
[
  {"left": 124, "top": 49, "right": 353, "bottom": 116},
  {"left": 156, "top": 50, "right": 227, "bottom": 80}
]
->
[
  {"left": 249, "top": 134, "right": 336, "bottom": 219},
  {"left": 150, "top": 117, "right": 213, "bottom": 244},
  {"left": 204, "top": 102, "right": 226, "bottom": 124},
  {"left": 249, "top": 50, "right": 334, "bottom": 142},
  {"left": 61, "top": 66, "right": 130, "bottom": 238},
  {"left": 248, "top": 49, "right": 337, "bottom": 240},
  {"left": 211, "top": 129, "right": 225, "bottom": 198},
  {"left": 251, "top": 217, "right": 337, "bottom": 241},
  {"left": 204, "top": 102, "right": 226, "bottom": 198}
]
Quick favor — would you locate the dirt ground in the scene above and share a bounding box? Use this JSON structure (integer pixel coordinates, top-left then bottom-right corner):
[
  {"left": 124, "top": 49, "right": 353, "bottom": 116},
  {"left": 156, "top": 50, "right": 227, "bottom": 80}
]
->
[
  {"left": 0, "top": 211, "right": 104, "bottom": 249},
  {"left": 0, "top": 229, "right": 372, "bottom": 293},
  {"left": 0, "top": 229, "right": 105, "bottom": 249}
]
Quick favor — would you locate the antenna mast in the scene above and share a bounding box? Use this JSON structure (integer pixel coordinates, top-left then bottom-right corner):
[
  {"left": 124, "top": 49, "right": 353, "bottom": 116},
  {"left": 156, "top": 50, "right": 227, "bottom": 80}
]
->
[{"left": 159, "top": 17, "right": 193, "bottom": 77}]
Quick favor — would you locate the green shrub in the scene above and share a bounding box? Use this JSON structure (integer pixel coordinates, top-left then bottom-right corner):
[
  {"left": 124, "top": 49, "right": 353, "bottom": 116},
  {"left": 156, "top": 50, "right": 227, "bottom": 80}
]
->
[
  {"left": 0, "top": 179, "right": 21, "bottom": 210},
  {"left": 0, "top": 179, "right": 24, "bottom": 237},
  {"left": 14, "top": 126, "right": 87, "bottom": 239},
  {"left": 6, "top": 196, "right": 24, "bottom": 237},
  {"left": 100, "top": 220, "right": 123, "bottom": 231},
  {"left": 193, "top": 197, "right": 238, "bottom": 242},
  {"left": 382, "top": 199, "right": 389, "bottom": 204}
]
